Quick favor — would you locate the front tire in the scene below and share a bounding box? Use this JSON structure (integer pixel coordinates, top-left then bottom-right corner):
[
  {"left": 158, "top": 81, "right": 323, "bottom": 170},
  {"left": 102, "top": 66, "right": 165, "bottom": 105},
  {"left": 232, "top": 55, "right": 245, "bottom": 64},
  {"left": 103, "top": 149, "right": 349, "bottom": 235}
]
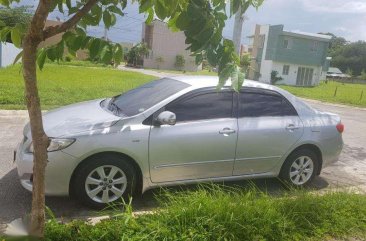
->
[
  {"left": 280, "top": 149, "right": 319, "bottom": 187},
  {"left": 71, "top": 154, "right": 136, "bottom": 209}
]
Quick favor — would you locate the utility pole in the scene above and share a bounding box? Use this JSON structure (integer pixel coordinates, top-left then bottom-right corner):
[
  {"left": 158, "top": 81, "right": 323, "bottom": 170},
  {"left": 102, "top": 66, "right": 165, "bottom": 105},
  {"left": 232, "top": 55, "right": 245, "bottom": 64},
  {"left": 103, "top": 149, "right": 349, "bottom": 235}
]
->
[{"left": 232, "top": 6, "right": 248, "bottom": 55}]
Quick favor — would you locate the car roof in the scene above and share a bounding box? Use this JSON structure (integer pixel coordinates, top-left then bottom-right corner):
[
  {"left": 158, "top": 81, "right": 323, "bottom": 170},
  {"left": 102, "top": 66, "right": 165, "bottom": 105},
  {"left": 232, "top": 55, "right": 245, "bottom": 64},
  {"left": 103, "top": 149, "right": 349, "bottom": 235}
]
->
[
  {"left": 170, "top": 75, "right": 280, "bottom": 91},
  {"left": 169, "top": 75, "right": 317, "bottom": 117}
]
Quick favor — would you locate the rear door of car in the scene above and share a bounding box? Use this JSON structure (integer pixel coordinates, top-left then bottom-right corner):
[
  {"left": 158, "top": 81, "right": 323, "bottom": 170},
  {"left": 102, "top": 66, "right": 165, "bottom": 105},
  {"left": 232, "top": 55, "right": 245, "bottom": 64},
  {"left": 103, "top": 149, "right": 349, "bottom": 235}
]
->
[
  {"left": 149, "top": 88, "right": 238, "bottom": 183},
  {"left": 233, "top": 88, "right": 304, "bottom": 175}
]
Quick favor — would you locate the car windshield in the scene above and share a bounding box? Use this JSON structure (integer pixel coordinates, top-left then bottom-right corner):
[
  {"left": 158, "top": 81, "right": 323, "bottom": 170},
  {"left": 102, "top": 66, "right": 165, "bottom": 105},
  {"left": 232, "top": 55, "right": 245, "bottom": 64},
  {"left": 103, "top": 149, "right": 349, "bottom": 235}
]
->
[{"left": 106, "top": 78, "right": 190, "bottom": 117}]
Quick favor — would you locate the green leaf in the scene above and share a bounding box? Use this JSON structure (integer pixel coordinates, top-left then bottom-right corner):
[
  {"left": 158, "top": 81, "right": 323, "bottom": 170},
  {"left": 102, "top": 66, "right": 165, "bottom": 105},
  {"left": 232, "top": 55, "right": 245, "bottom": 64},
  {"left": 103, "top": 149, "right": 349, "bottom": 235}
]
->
[
  {"left": 0, "top": 20, "right": 5, "bottom": 27},
  {"left": 10, "top": 25, "right": 22, "bottom": 48},
  {"left": 0, "top": 27, "right": 10, "bottom": 41},
  {"left": 113, "top": 43, "right": 123, "bottom": 66},
  {"left": 139, "top": 0, "right": 153, "bottom": 13},
  {"left": 110, "top": 13, "right": 116, "bottom": 26},
  {"left": 103, "top": 11, "right": 112, "bottom": 29},
  {"left": 146, "top": 8, "right": 154, "bottom": 24},
  {"left": 108, "top": 5, "right": 124, "bottom": 16},
  {"left": 55, "top": 41, "right": 65, "bottom": 60},
  {"left": 89, "top": 38, "right": 101, "bottom": 59},
  {"left": 46, "top": 47, "right": 56, "bottom": 61},
  {"left": 218, "top": 64, "right": 234, "bottom": 89},
  {"left": 100, "top": 44, "right": 112, "bottom": 63},
  {"left": 120, "top": 0, "right": 127, "bottom": 9},
  {"left": 65, "top": 0, "right": 72, "bottom": 9},
  {"left": 57, "top": 1, "right": 64, "bottom": 13},
  {"left": 155, "top": 0, "right": 167, "bottom": 19},
  {"left": 207, "top": 49, "right": 218, "bottom": 66},
  {"left": 175, "top": 12, "right": 190, "bottom": 30},
  {"left": 37, "top": 49, "right": 47, "bottom": 70},
  {"left": 0, "top": 0, "right": 10, "bottom": 7},
  {"left": 13, "top": 50, "right": 23, "bottom": 65}
]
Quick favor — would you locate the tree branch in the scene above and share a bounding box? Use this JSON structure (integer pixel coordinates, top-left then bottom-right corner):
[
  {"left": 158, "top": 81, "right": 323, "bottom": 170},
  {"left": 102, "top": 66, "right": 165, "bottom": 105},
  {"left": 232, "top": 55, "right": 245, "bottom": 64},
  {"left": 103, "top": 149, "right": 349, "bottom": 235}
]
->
[{"left": 43, "top": 0, "right": 98, "bottom": 40}]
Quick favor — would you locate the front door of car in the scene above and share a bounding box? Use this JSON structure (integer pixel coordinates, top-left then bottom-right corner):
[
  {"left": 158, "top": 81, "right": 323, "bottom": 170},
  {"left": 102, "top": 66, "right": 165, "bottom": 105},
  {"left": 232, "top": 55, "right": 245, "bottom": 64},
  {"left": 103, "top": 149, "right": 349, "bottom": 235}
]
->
[
  {"left": 149, "top": 89, "right": 238, "bottom": 183},
  {"left": 233, "top": 89, "right": 304, "bottom": 176}
]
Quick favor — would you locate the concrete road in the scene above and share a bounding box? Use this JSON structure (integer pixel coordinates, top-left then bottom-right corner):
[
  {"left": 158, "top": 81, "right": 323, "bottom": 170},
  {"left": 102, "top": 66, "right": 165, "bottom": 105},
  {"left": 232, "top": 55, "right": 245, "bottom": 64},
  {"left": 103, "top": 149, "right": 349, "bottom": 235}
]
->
[{"left": 1, "top": 100, "right": 365, "bottom": 232}]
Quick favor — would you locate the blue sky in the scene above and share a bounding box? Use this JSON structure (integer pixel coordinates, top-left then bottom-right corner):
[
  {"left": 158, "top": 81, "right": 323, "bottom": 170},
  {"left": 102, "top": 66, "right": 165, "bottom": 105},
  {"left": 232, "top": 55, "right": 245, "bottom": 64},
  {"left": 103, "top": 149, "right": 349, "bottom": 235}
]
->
[{"left": 18, "top": 0, "right": 366, "bottom": 44}]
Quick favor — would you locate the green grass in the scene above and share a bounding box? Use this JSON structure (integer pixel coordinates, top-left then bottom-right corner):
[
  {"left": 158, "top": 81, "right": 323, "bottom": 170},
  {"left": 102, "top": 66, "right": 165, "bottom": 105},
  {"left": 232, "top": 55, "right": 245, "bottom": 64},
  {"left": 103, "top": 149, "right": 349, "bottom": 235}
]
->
[
  {"left": 31, "top": 186, "right": 366, "bottom": 241},
  {"left": 48, "top": 60, "right": 113, "bottom": 68},
  {"left": 0, "top": 64, "right": 155, "bottom": 110},
  {"left": 147, "top": 68, "right": 218, "bottom": 76},
  {"left": 280, "top": 81, "right": 366, "bottom": 107}
]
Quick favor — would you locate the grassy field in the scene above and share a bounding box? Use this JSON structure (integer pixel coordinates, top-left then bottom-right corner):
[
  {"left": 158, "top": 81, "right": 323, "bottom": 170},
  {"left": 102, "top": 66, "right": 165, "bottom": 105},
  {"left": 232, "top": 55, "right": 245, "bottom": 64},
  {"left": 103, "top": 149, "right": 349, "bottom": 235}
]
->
[
  {"left": 39, "top": 186, "right": 366, "bottom": 241},
  {"left": 280, "top": 81, "right": 366, "bottom": 107},
  {"left": 0, "top": 64, "right": 155, "bottom": 110}
]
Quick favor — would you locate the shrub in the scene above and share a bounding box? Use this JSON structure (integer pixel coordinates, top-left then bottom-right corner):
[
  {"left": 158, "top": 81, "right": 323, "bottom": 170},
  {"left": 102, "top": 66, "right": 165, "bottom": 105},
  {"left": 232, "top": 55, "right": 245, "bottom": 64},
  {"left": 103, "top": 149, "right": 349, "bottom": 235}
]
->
[
  {"left": 40, "top": 186, "right": 366, "bottom": 241},
  {"left": 271, "top": 70, "right": 283, "bottom": 85},
  {"left": 175, "top": 55, "right": 185, "bottom": 70}
]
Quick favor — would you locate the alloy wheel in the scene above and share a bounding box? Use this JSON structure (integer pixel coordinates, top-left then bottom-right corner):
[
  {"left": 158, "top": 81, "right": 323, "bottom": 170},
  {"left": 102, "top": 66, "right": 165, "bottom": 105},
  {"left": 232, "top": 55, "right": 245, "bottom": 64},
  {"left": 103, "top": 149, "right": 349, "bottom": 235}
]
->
[
  {"left": 85, "top": 165, "right": 127, "bottom": 203},
  {"left": 289, "top": 156, "right": 314, "bottom": 185}
]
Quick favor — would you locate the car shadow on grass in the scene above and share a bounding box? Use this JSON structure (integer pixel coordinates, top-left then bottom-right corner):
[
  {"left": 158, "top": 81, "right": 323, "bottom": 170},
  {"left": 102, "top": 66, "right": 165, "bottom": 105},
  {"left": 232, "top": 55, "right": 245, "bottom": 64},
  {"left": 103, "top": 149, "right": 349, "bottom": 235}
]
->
[{"left": 0, "top": 168, "right": 329, "bottom": 233}]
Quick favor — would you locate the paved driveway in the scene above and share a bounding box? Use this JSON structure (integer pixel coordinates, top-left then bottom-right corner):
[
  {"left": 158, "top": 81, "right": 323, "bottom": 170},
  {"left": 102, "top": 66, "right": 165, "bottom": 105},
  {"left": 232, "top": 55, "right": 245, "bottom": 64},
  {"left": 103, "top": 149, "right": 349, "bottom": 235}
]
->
[{"left": 1, "top": 100, "right": 365, "bottom": 232}]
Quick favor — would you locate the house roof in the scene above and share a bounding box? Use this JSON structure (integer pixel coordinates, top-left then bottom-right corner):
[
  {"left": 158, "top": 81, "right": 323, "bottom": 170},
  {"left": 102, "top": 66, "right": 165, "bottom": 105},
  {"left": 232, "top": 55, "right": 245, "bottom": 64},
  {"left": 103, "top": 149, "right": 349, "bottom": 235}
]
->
[
  {"left": 327, "top": 67, "right": 343, "bottom": 74},
  {"left": 282, "top": 30, "right": 332, "bottom": 42}
]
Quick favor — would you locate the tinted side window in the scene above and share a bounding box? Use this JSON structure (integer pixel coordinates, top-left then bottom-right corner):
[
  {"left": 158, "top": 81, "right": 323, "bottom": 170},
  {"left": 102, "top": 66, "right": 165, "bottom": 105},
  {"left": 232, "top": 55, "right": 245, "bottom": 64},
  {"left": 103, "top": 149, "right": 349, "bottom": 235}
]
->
[
  {"left": 239, "top": 92, "right": 297, "bottom": 117},
  {"left": 166, "top": 91, "right": 233, "bottom": 122}
]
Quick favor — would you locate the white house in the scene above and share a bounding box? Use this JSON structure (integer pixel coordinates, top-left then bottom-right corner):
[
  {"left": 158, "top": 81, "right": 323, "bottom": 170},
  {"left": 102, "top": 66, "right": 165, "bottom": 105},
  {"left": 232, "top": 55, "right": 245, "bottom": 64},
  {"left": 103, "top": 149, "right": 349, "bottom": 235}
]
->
[
  {"left": 248, "top": 24, "right": 332, "bottom": 86},
  {"left": 0, "top": 42, "right": 21, "bottom": 68}
]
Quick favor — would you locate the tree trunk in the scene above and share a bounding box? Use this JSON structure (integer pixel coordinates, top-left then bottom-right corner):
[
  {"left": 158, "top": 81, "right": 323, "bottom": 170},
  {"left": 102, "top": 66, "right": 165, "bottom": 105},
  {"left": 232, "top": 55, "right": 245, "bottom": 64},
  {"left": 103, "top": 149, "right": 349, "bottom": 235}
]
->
[{"left": 22, "top": 30, "right": 49, "bottom": 239}]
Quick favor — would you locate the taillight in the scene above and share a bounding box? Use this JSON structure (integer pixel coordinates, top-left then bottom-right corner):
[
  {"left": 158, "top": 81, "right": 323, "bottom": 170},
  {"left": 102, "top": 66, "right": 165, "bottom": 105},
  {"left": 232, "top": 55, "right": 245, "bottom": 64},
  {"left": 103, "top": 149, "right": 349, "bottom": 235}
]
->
[{"left": 336, "top": 123, "right": 344, "bottom": 133}]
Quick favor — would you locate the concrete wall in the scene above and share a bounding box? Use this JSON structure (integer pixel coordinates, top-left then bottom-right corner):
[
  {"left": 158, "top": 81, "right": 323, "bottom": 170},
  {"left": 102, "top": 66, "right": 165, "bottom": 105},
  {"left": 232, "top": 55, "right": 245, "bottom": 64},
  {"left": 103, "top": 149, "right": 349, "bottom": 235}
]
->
[
  {"left": 258, "top": 25, "right": 272, "bottom": 83},
  {"left": 142, "top": 20, "right": 201, "bottom": 72},
  {"left": 0, "top": 42, "right": 22, "bottom": 68}
]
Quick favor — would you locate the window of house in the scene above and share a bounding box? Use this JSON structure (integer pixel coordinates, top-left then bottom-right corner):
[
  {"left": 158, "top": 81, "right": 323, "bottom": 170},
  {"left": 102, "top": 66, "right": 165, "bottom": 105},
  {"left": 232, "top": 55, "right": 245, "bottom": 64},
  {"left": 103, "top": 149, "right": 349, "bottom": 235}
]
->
[
  {"left": 283, "top": 38, "right": 291, "bottom": 49},
  {"left": 166, "top": 91, "right": 233, "bottom": 122},
  {"left": 282, "top": 65, "right": 290, "bottom": 75},
  {"left": 239, "top": 91, "right": 297, "bottom": 117},
  {"left": 310, "top": 41, "right": 318, "bottom": 52}
]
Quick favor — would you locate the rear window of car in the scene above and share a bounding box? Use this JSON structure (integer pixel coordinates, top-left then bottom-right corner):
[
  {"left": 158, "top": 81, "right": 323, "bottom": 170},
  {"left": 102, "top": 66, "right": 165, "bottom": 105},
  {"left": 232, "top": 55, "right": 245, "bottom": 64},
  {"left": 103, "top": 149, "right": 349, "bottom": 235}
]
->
[{"left": 239, "top": 90, "right": 297, "bottom": 117}]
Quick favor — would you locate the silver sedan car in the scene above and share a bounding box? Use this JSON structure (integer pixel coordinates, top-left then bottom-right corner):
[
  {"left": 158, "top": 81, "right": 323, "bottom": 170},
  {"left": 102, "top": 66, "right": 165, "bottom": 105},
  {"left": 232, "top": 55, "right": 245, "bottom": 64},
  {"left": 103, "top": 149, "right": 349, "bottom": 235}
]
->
[{"left": 15, "top": 76, "right": 344, "bottom": 207}]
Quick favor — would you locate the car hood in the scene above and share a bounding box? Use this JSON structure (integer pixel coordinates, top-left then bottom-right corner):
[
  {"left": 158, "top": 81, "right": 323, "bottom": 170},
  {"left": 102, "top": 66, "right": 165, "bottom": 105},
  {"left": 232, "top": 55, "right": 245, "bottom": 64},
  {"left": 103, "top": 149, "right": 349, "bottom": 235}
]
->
[{"left": 23, "top": 99, "right": 120, "bottom": 138}]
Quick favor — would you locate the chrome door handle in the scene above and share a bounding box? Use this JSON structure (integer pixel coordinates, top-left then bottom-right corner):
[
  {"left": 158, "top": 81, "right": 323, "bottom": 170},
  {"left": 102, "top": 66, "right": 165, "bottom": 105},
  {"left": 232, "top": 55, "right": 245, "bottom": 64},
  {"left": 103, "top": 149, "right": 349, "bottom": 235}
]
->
[
  {"left": 219, "top": 128, "right": 236, "bottom": 135},
  {"left": 286, "top": 124, "right": 300, "bottom": 131}
]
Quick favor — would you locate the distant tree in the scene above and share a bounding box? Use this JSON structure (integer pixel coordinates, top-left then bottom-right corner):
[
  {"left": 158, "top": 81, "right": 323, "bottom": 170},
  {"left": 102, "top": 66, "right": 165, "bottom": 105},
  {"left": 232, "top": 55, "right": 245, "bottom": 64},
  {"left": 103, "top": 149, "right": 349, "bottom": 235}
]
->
[
  {"left": 346, "top": 67, "right": 354, "bottom": 77},
  {"left": 0, "top": 7, "right": 31, "bottom": 42},
  {"left": 0, "top": 6, "right": 31, "bottom": 28},
  {"left": 270, "top": 70, "right": 283, "bottom": 85},
  {"left": 175, "top": 54, "right": 185, "bottom": 70},
  {"left": 331, "top": 41, "right": 366, "bottom": 76},
  {"left": 155, "top": 56, "right": 164, "bottom": 69},
  {"left": 239, "top": 53, "right": 251, "bottom": 69},
  {"left": 318, "top": 32, "right": 348, "bottom": 54},
  {"left": 126, "top": 42, "right": 149, "bottom": 67},
  {"left": 360, "top": 69, "right": 366, "bottom": 80}
]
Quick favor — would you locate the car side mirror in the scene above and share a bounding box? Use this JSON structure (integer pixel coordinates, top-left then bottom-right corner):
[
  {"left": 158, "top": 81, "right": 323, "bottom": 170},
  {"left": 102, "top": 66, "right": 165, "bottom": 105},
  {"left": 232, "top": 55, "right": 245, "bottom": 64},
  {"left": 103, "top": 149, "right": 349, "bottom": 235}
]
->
[{"left": 155, "top": 111, "right": 176, "bottom": 126}]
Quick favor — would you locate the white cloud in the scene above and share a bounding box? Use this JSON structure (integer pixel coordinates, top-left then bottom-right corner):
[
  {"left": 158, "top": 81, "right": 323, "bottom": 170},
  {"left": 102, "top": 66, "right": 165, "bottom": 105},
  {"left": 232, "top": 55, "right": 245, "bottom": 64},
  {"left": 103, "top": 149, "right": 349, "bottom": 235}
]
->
[{"left": 300, "top": 0, "right": 366, "bottom": 13}]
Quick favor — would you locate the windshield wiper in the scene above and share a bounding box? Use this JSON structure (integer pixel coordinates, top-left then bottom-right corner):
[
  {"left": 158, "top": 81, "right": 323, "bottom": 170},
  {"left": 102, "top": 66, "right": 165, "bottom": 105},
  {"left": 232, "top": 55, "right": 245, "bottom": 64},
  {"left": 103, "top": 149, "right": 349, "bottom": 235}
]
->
[{"left": 109, "top": 99, "right": 124, "bottom": 116}]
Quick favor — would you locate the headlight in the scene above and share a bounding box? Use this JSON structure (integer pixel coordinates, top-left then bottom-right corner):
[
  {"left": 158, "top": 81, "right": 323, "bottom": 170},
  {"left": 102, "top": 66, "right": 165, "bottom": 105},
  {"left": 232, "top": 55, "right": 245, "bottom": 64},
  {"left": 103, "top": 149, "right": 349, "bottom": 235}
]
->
[{"left": 27, "top": 138, "right": 75, "bottom": 153}]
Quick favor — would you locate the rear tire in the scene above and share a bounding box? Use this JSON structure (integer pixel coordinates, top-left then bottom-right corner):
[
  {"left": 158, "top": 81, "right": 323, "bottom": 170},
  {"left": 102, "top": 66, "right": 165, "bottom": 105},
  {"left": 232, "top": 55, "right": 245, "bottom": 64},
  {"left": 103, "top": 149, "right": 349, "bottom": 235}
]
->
[
  {"left": 280, "top": 149, "right": 319, "bottom": 187},
  {"left": 71, "top": 153, "right": 136, "bottom": 209}
]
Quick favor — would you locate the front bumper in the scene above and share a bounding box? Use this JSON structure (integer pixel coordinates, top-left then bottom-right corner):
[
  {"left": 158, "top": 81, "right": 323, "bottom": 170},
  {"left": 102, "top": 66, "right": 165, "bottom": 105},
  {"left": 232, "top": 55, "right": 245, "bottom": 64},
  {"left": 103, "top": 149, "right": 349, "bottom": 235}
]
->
[{"left": 14, "top": 140, "right": 78, "bottom": 196}]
